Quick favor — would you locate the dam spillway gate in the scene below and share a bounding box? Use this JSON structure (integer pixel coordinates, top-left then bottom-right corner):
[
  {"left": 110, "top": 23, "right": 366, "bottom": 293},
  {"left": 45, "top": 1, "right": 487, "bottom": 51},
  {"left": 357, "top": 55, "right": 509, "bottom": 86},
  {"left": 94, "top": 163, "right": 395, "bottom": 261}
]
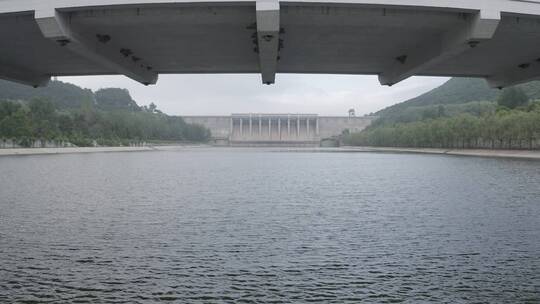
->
[{"left": 183, "top": 114, "right": 374, "bottom": 146}]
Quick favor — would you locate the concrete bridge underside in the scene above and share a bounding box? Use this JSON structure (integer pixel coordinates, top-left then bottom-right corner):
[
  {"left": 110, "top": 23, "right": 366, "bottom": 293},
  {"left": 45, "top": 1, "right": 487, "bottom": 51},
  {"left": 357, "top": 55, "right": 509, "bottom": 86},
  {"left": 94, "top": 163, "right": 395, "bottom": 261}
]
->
[{"left": 2, "top": 0, "right": 540, "bottom": 88}]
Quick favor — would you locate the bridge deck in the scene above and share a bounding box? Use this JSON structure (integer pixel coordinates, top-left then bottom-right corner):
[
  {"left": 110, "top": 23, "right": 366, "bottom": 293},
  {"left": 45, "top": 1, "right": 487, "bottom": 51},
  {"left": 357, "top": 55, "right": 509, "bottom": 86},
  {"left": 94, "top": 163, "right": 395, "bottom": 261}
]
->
[{"left": 1, "top": 0, "right": 540, "bottom": 87}]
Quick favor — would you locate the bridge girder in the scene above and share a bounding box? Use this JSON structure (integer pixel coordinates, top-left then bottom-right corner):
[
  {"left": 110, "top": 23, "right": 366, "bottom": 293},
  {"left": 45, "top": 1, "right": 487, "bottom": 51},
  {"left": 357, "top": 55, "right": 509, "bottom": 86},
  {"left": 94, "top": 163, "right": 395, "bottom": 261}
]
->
[
  {"left": 0, "top": 62, "right": 50, "bottom": 88},
  {"left": 378, "top": 9, "right": 501, "bottom": 86},
  {"left": 34, "top": 8, "right": 158, "bottom": 85},
  {"left": 488, "top": 61, "right": 540, "bottom": 89},
  {"left": 256, "top": 0, "right": 280, "bottom": 85},
  {"left": 1, "top": 1, "right": 540, "bottom": 87}
]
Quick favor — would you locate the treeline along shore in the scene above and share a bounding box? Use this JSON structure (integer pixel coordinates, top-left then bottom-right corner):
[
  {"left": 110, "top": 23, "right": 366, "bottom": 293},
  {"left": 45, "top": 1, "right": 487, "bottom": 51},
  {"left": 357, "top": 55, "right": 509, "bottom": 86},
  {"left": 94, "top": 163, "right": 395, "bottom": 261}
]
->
[
  {"left": 344, "top": 79, "right": 540, "bottom": 150},
  {"left": 0, "top": 80, "right": 210, "bottom": 148}
]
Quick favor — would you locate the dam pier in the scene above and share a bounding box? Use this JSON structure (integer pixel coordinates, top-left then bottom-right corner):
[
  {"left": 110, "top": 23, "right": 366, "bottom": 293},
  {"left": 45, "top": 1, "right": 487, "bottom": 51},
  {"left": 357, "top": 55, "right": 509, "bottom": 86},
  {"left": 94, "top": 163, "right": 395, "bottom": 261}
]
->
[{"left": 183, "top": 114, "right": 374, "bottom": 146}]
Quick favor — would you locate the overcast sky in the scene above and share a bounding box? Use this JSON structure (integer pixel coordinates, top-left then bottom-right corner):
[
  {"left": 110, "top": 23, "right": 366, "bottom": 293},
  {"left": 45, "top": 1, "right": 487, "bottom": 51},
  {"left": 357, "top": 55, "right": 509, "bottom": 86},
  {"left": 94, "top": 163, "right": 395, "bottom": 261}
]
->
[{"left": 60, "top": 74, "right": 449, "bottom": 116}]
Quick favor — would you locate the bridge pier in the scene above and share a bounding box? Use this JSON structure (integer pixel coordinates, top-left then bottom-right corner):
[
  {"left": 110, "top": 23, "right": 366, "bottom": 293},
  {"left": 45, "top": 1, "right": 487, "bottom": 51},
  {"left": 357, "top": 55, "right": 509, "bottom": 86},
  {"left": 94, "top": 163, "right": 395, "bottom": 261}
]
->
[
  {"left": 287, "top": 116, "right": 291, "bottom": 139},
  {"left": 297, "top": 115, "right": 300, "bottom": 138},
  {"left": 278, "top": 118, "right": 282, "bottom": 140},
  {"left": 249, "top": 115, "right": 253, "bottom": 137}
]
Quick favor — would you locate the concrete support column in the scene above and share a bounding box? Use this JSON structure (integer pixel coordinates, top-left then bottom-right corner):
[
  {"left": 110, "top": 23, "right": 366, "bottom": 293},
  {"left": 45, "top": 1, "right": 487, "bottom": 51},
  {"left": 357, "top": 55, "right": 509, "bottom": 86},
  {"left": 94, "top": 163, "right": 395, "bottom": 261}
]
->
[
  {"left": 307, "top": 118, "right": 310, "bottom": 136},
  {"left": 240, "top": 118, "right": 244, "bottom": 137},
  {"left": 230, "top": 118, "right": 234, "bottom": 138},
  {"left": 249, "top": 115, "right": 253, "bottom": 137},
  {"left": 268, "top": 118, "right": 272, "bottom": 139},
  {"left": 287, "top": 116, "right": 291, "bottom": 138},
  {"left": 297, "top": 115, "right": 300, "bottom": 138},
  {"left": 278, "top": 118, "right": 281, "bottom": 140},
  {"left": 259, "top": 115, "right": 262, "bottom": 135},
  {"left": 316, "top": 118, "right": 320, "bottom": 136}
]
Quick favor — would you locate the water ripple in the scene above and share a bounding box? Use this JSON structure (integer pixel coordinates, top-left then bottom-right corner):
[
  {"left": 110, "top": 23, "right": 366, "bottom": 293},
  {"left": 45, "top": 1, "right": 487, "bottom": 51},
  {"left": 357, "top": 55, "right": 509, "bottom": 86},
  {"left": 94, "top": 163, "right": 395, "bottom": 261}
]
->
[{"left": 1, "top": 150, "right": 539, "bottom": 303}]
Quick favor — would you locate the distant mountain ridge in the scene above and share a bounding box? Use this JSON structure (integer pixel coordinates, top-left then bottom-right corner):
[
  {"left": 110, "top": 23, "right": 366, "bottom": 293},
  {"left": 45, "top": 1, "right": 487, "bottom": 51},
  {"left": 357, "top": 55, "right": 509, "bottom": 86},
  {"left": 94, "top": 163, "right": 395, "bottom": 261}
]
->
[
  {"left": 0, "top": 79, "right": 140, "bottom": 111},
  {"left": 378, "top": 78, "right": 540, "bottom": 115}
]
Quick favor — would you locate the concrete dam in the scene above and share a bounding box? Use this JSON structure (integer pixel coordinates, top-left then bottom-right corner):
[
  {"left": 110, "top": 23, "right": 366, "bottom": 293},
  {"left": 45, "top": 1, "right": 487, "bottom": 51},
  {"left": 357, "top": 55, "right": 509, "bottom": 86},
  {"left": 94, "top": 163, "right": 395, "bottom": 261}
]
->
[{"left": 183, "top": 114, "right": 374, "bottom": 146}]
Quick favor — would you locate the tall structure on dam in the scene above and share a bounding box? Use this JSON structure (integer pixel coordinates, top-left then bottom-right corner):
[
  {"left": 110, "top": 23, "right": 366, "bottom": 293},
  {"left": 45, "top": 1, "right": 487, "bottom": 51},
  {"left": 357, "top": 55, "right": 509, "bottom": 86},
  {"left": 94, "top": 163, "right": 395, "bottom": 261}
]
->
[{"left": 183, "top": 114, "right": 374, "bottom": 146}]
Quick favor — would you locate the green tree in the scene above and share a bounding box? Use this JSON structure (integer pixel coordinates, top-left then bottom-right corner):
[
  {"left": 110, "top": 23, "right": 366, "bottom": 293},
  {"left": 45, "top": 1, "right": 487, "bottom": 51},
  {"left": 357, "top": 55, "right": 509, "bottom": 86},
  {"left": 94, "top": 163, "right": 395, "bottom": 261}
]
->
[
  {"left": 0, "top": 88, "right": 210, "bottom": 145},
  {"left": 497, "top": 87, "right": 529, "bottom": 109},
  {"left": 29, "top": 98, "right": 55, "bottom": 121},
  {"left": 0, "top": 108, "right": 31, "bottom": 138},
  {"left": 0, "top": 100, "right": 22, "bottom": 121},
  {"left": 28, "top": 98, "right": 58, "bottom": 139},
  {"left": 95, "top": 88, "right": 139, "bottom": 111},
  {"left": 437, "top": 105, "right": 446, "bottom": 118}
]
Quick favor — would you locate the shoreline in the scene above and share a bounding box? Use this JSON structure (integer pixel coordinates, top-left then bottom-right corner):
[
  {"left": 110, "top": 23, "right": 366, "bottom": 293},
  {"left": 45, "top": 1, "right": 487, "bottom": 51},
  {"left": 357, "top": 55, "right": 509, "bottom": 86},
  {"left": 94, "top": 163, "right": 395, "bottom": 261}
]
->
[
  {"left": 1, "top": 145, "right": 540, "bottom": 160},
  {"left": 0, "top": 146, "right": 157, "bottom": 156},
  {"left": 0, "top": 144, "right": 214, "bottom": 157},
  {"left": 337, "top": 146, "right": 540, "bottom": 160}
]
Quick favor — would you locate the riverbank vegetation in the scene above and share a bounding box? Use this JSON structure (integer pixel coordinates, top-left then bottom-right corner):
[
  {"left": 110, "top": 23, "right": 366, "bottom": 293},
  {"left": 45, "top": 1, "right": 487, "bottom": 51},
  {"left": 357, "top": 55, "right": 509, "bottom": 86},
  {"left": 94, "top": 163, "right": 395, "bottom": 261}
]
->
[
  {"left": 345, "top": 82, "right": 540, "bottom": 150},
  {"left": 0, "top": 81, "right": 210, "bottom": 147}
]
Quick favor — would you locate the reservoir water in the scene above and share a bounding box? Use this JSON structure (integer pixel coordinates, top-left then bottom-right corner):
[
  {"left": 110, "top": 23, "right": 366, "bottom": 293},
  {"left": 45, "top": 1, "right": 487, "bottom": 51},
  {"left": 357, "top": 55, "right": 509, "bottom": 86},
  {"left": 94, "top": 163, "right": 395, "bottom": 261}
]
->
[{"left": 1, "top": 148, "right": 539, "bottom": 303}]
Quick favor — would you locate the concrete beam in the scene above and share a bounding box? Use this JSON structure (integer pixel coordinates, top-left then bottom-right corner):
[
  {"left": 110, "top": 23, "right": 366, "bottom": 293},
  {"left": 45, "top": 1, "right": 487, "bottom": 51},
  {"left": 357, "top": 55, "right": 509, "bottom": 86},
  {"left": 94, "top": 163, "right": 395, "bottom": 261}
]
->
[
  {"left": 34, "top": 8, "right": 158, "bottom": 85},
  {"left": 3, "top": 0, "right": 540, "bottom": 18},
  {"left": 379, "top": 9, "right": 500, "bottom": 86},
  {"left": 487, "top": 62, "right": 540, "bottom": 89},
  {"left": 256, "top": 0, "right": 280, "bottom": 85},
  {"left": 0, "top": 63, "right": 50, "bottom": 88}
]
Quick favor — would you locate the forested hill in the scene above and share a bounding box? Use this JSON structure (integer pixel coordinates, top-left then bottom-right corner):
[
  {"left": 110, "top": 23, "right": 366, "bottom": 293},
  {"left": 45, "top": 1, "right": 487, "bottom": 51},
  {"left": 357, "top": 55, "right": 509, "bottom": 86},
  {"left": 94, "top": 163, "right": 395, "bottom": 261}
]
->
[
  {"left": 0, "top": 79, "right": 139, "bottom": 111},
  {"left": 0, "top": 80, "right": 210, "bottom": 146},
  {"left": 344, "top": 78, "right": 540, "bottom": 150},
  {"left": 377, "top": 77, "right": 540, "bottom": 115}
]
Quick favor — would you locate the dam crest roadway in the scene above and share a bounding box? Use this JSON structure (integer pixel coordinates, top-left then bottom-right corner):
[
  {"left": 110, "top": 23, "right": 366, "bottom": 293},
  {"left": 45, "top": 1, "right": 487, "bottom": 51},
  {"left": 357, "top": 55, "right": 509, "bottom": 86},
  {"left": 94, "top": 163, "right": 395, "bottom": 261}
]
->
[{"left": 1, "top": 0, "right": 540, "bottom": 88}]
